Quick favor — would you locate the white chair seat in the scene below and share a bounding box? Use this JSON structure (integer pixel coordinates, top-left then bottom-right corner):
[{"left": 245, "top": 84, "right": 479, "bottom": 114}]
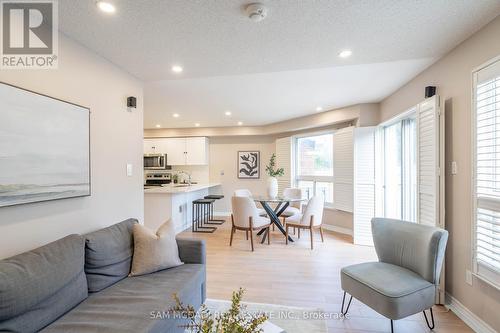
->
[
  {"left": 281, "top": 206, "right": 301, "bottom": 218},
  {"left": 284, "top": 213, "right": 302, "bottom": 225},
  {"left": 257, "top": 208, "right": 267, "bottom": 217},
  {"left": 253, "top": 216, "right": 271, "bottom": 228}
]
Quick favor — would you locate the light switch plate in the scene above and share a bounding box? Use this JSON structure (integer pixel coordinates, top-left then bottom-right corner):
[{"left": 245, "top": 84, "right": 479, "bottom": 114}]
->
[
  {"left": 451, "top": 161, "right": 458, "bottom": 175},
  {"left": 126, "top": 163, "right": 133, "bottom": 177}
]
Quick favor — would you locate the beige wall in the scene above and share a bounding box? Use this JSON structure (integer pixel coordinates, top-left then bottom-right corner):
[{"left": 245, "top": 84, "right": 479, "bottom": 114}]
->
[
  {"left": 0, "top": 35, "right": 144, "bottom": 259},
  {"left": 208, "top": 136, "right": 276, "bottom": 212},
  {"left": 380, "top": 15, "right": 500, "bottom": 331}
]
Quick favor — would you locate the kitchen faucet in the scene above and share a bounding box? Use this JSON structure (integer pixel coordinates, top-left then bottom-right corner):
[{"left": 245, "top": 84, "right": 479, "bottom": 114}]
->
[{"left": 177, "top": 171, "right": 192, "bottom": 185}]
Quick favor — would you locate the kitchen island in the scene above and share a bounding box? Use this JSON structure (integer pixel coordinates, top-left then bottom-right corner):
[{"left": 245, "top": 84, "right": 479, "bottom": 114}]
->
[{"left": 144, "top": 183, "right": 222, "bottom": 233}]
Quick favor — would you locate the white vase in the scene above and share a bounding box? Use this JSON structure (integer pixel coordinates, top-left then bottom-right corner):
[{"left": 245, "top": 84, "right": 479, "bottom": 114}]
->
[{"left": 267, "top": 177, "right": 278, "bottom": 198}]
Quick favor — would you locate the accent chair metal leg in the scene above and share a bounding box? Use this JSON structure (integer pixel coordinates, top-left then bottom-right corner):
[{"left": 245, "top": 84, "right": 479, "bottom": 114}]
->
[
  {"left": 340, "top": 291, "right": 353, "bottom": 315},
  {"left": 390, "top": 320, "right": 394, "bottom": 333},
  {"left": 423, "top": 307, "right": 435, "bottom": 330}
]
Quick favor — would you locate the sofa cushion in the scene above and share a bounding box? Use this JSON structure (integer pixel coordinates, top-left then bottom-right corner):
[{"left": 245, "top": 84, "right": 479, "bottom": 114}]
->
[
  {"left": 341, "top": 262, "right": 435, "bottom": 320},
  {"left": 0, "top": 234, "right": 87, "bottom": 333},
  {"left": 41, "top": 264, "right": 206, "bottom": 333},
  {"left": 84, "top": 218, "right": 137, "bottom": 292}
]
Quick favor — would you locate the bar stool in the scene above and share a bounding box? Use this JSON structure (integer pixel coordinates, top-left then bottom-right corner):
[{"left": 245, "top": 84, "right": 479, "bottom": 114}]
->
[
  {"left": 204, "top": 194, "right": 225, "bottom": 225},
  {"left": 192, "top": 199, "right": 217, "bottom": 233}
]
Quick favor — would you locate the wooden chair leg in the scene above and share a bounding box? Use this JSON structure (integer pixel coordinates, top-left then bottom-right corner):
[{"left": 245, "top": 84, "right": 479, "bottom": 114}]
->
[
  {"left": 246, "top": 230, "right": 248, "bottom": 240},
  {"left": 285, "top": 225, "right": 289, "bottom": 245},
  {"left": 293, "top": 227, "right": 296, "bottom": 235},
  {"left": 298, "top": 228, "right": 301, "bottom": 238},
  {"left": 250, "top": 230, "right": 254, "bottom": 251},
  {"left": 272, "top": 224, "right": 275, "bottom": 231},
  {"left": 267, "top": 227, "right": 270, "bottom": 245},
  {"left": 319, "top": 226, "right": 324, "bottom": 242},
  {"left": 310, "top": 228, "right": 314, "bottom": 250},
  {"left": 229, "top": 226, "right": 234, "bottom": 246}
]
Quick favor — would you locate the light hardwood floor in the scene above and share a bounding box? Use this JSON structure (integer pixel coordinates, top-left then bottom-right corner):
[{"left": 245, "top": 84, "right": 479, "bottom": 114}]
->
[{"left": 179, "top": 219, "right": 472, "bottom": 333}]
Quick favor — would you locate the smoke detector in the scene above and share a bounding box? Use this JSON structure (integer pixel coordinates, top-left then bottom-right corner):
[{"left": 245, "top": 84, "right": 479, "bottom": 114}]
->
[{"left": 245, "top": 3, "right": 268, "bottom": 22}]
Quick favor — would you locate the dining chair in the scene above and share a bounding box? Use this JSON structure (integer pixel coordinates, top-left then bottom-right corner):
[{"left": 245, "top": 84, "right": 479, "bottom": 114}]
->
[
  {"left": 284, "top": 195, "right": 324, "bottom": 249},
  {"left": 230, "top": 196, "right": 272, "bottom": 251},
  {"left": 233, "top": 189, "right": 267, "bottom": 216},
  {"left": 281, "top": 188, "right": 302, "bottom": 232}
]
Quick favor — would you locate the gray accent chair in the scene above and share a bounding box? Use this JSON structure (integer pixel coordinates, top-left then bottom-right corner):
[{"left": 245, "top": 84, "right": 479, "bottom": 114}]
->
[{"left": 340, "top": 218, "right": 448, "bottom": 332}]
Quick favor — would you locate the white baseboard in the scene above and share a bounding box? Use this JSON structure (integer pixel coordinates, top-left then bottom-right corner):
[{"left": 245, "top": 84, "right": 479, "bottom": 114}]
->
[
  {"left": 445, "top": 292, "right": 496, "bottom": 333},
  {"left": 321, "top": 224, "right": 353, "bottom": 236}
]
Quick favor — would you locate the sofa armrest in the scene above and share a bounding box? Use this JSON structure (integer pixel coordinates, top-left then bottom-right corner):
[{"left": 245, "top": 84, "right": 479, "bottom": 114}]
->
[{"left": 176, "top": 238, "right": 206, "bottom": 264}]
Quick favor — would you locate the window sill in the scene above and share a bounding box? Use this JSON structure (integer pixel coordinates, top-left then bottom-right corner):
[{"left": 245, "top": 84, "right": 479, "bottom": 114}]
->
[{"left": 472, "top": 272, "right": 500, "bottom": 291}]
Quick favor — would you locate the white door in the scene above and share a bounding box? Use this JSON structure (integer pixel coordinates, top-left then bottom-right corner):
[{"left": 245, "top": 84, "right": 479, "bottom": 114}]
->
[
  {"left": 185, "top": 137, "right": 208, "bottom": 165},
  {"left": 165, "top": 138, "right": 186, "bottom": 165},
  {"left": 416, "top": 95, "right": 445, "bottom": 304},
  {"left": 353, "top": 127, "right": 377, "bottom": 246}
]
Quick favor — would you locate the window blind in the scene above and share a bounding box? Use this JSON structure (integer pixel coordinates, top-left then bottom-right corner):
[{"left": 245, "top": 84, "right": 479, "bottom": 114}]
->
[{"left": 474, "top": 58, "right": 500, "bottom": 287}]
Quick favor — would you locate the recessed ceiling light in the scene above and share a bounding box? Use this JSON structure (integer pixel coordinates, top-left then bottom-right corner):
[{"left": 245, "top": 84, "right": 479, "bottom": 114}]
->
[
  {"left": 237, "top": 121, "right": 243, "bottom": 126},
  {"left": 172, "top": 113, "right": 180, "bottom": 118},
  {"left": 155, "top": 124, "right": 161, "bottom": 128},
  {"left": 338, "top": 49, "right": 352, "bottom": 58},
  {"left": 225, "top": 111, "right": 232, "bottom": 116},
  {"left": 171, "top": 65, "right": 183, "bottom": 73},
  {"left": 195, "top": 123, "right": 200, "bottom": 127},
  {"left": 316, "top": 106, "right": 323, "bottom": 112},
  {"left": 96, "top": 1, "right": 116, "bottom": 13}
]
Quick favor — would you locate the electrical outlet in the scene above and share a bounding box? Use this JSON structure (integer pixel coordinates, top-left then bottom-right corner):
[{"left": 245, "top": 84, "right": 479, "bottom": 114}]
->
[
  {"left": 126, "top": 163, "right": 133, "bottom": 176},
  {"left": 465, "top": 270, "right": 473, "bottom": 286},
  {"left": 451, "top": 161, "right": 458, "bottom": 175},
  {"left": 220, "top": 170, "right": 224, "bottom": 176}
]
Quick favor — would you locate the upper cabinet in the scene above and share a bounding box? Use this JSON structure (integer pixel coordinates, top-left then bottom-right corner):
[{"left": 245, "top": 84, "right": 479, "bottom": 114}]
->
[{"left": 143, "top": 137, "right": 209, "bottom": 165}]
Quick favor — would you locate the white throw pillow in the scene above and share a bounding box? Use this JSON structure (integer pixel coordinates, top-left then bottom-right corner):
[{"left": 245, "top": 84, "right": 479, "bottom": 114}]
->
[{"left": 129, "top": 219, "right": 183, "bottom": 276}]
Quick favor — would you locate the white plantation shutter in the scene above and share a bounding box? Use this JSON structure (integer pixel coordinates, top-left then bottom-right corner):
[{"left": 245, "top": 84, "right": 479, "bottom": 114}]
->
[
  {"left": 275, "top": 137, "right": 292, "bottom": 196},
  {"left": 353, "top": 127, "right": 376, "bottom": 246},
  {"left": 416, "top": 96, "right": 442, "bottom": 227},
  {"left": 333, "top": 127, "right": 354, "bottom": 212},
  {"left": 473, "top": 58, "right": 500, "bottom": 288}
]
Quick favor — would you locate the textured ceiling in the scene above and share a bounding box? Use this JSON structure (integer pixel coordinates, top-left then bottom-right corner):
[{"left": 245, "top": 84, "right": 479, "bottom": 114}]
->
[{"left": 58, "top": 1, "right": 500, "bottom": 127}]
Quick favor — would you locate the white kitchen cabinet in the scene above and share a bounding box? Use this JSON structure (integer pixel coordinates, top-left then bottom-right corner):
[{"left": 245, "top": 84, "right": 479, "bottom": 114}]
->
[
  {"left": 185, "top": 137, "right": 208, "bottom": 165},
  {"left": 144, "top": 137, "right": 209, "bottom": 165},
  {"left": 164, "top": 138, "right": 187, "bottom": 165}
]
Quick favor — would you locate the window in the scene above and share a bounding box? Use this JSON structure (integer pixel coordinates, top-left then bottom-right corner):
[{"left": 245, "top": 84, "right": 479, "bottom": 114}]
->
[
  {"left": 294, "top": 133, "right": 334, "bottom": 204},
  {"left": 381, "top": 115, "right": 417, "bottom": 222},
  {"left": 473, "top": 58, "right": 500, "bottom": 288}
]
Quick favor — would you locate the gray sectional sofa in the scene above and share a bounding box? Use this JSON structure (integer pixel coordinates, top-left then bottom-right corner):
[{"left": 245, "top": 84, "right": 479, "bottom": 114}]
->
[{"left": 0, "top": 219, "right": 206, "bottom": 333}]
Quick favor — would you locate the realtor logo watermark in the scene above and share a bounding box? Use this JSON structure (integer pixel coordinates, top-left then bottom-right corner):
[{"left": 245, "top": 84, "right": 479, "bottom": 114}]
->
[{"left": 1, "top": 0, "right": 58, "bottom": 69}]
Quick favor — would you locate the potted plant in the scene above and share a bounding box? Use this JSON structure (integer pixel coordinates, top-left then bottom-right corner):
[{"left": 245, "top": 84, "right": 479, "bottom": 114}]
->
[
  {"left": 170, "top": 288, "right": 268, "bottom": 332},
  {"left": 265, "top": 153, "right": 284, "bottom": 198}
]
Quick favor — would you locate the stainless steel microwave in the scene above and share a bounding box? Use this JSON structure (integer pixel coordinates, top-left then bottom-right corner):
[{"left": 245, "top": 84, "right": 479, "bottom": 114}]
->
[{"left": 144, "top": 154, "right": 167, "bottom": 170}]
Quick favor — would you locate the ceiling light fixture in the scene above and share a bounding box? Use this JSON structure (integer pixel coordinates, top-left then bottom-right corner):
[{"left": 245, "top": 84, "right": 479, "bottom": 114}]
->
[
  {"left": 195, "top": 123, "right": 200, "bottom": 127},
  {"left": 316, "top": 106, "right": 323, "bottom": 112},
  {"left": 96, "top": 1, "right": 116, "bottom": 13},
  {"left": 338, "top": 49, "right": 352, "bottom": 58},
  {"left": 155, "top": 124, "right": 161, "bottom": 128},
  {"left": 237, "top": 121, "right": 243, "bottom": 126},
  {"left": 172, "top": 113, "right": 180, "bottom": 118},
  {"left": 225, "top": 111, "right": 232, "bottom": 116},
  {"left": 171, "top": 65, "right": 183, "bottom": 73}
]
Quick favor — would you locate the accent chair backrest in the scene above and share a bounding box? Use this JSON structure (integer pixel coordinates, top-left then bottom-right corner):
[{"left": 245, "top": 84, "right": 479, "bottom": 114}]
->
[{"left": 371, "top": 218, "right": 448, "bottom": 284}]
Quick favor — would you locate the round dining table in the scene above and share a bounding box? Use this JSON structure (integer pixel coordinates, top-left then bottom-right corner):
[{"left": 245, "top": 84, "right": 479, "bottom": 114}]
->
[{"left": 252, "top": 195, "right": 305, "bottom": 244}]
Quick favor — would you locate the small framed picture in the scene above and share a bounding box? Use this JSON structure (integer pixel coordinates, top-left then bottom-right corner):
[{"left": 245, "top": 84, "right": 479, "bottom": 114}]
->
[{"left": 237, "top": 151, "right": 260, "bottom": 179}]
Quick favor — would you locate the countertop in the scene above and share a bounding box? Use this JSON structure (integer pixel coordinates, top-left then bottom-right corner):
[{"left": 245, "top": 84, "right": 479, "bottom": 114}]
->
[{"left": 144, "top": 183, "right": 221, "bottom": 194}]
